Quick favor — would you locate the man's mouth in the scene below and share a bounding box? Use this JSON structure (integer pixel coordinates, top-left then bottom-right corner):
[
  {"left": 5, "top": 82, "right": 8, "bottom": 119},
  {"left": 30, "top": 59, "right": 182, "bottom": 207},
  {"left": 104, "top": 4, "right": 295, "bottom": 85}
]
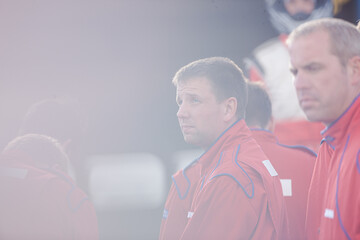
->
[
  {"left": 181, "top": 125, "right": 194, "bottom": 133},
  {"left": 299, "top": 97, "right": 317, "bottom": 109}
]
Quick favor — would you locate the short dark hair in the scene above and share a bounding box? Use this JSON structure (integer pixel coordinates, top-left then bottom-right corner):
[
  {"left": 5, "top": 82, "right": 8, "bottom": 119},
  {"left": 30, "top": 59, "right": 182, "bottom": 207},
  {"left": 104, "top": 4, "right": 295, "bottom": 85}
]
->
[
  {"left": 172, "top": 57, "right": 248, "bottom": 119},
  {"left": 245, "top": 82, "right": 272, "bottom": 128}
]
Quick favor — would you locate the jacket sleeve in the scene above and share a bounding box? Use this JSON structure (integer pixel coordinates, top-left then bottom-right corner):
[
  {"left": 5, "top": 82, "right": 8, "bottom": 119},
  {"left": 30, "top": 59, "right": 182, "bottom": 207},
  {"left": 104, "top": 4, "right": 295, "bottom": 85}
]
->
[{"left": 45, "top": 176, "right": 99, "bottom": 240}]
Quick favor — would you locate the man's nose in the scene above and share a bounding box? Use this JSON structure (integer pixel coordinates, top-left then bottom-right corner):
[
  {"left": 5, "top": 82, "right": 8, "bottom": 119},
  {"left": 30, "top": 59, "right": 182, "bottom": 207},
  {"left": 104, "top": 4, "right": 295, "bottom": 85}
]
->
[
  {"left": 177, "top": 103, "right": 189, "bottom": 119},
  {"left": 294, "top": 71, "right": 309, "bottom": 91}
]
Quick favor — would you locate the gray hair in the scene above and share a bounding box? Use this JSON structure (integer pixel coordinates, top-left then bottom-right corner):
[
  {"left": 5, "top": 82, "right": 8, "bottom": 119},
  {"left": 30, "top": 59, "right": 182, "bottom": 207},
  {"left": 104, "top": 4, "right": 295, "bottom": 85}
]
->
[{"left": 287, "top": 18, "right": 360, "bottom": 67}]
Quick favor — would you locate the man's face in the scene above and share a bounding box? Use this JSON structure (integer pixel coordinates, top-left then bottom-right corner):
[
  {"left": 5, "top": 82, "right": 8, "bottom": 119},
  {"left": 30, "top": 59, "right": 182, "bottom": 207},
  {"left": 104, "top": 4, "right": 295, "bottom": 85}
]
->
[
  {"left": 176, "top": 77, "right": 227, "bottom": 149},
  {"left": 284, "top": 0, "right": 315, "bottom": 18},
  {"left": 289, "top": 30, "right": 353, "bottom": 125}
]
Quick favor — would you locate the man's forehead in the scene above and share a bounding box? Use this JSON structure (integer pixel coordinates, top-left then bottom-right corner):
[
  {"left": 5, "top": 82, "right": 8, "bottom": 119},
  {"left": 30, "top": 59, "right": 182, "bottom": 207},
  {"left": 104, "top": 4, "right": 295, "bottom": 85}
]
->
[
  {"left": 290, "top": 29, "right": 330, "bottom": 48},
  {"left": 289, "top": 30, "right": 332, "bottom": 59},
  {"left": 176, "top": 76, "right": 219, "bottom": 102},
  {"left": 177, "top": 76, "right": 213, "bottom": 91}
]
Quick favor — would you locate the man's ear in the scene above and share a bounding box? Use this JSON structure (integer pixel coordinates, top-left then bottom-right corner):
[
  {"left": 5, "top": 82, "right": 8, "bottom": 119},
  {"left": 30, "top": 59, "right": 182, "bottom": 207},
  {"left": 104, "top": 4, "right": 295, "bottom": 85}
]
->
[
  {"left": 348, "top": 56, "right": 360, "bottom": 85},
  {"left": 223, "top": 97, "right": 237, "bottom": 122}
]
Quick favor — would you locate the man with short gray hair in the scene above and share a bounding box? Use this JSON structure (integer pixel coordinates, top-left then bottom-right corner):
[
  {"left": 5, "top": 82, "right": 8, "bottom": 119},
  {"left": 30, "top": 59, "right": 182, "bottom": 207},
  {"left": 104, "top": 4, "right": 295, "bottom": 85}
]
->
[{"left": 288, "top": 18, "right": 360, "bottom": 240}]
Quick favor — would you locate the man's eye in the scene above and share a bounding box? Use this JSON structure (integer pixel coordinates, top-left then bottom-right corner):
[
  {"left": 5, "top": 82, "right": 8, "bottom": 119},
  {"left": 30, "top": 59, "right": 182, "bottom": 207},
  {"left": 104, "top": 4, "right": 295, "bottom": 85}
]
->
[
  {"left": 305, "top": 65, "right": 321, "bottom": 72},
  {"left": 191, "top": 97, "right": 200, "bottom": 103}
]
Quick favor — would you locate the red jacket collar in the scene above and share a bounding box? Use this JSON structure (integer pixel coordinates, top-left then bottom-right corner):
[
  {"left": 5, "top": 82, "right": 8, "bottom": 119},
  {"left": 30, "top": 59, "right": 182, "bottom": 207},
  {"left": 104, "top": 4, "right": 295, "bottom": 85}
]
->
[
  {"left": 195, "top": 119, "right": 252, "bottom": 170},
  {"left": 250, "top": 128, "right": 278, "bottom": 144},
  {"left": 321, "top": 94, "right": 360, "bottom": 146}
]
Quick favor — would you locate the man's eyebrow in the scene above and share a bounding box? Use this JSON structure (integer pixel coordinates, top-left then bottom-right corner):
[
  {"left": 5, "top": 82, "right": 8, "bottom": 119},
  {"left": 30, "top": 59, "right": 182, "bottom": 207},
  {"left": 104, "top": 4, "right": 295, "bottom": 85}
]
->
[
  {"left": 178, "top": 92, "right": 199, "bottom": 97},
  {"left": 304, "top": 62, "right": 322, "bottom": 67},
  {"left": 290, "top": 61, "right": 323, "bottom": 72},
  {"left": 187, "top": 93, "right": 200, "bottom": 97},
  {"left": 301, "top": 62, "right": 324, "bottom": 70}
]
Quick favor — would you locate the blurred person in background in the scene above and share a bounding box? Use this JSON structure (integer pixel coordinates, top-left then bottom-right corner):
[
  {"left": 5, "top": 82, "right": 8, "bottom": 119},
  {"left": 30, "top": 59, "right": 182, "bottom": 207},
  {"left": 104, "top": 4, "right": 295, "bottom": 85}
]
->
[
  {"left": 18, "top": 97, "right": 89, "bottom": 192},
  {"left": 160, "top": 57, "right": 288, "bottom": 239},
  {"left": 243, "top": 0, "right": 334, "bottom": 152},
  {"left": 0, "top": 134, "right": 98, "bottom": 239},
  {"left": 245, "top": 81, "right": 316, "bottom": 240},
  {"left": 288, "top": 18, "right": 360, "bottom": 240}
]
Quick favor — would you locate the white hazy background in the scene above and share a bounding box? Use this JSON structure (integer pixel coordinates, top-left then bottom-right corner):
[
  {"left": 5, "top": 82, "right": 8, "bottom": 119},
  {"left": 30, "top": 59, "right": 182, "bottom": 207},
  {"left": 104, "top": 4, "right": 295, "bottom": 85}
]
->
[{"left": 0, "top": 0, "right": 355, "bottom": 239}]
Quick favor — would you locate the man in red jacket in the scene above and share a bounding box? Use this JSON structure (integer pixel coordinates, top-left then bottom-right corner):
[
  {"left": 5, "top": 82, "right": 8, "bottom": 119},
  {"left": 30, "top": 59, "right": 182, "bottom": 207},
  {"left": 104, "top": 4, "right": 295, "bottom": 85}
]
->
[
  {"left": 288, "top": 18, "right": 360, "bottom": 240},
  {"left": 159, "top": 57, "right": 288, "bottom": 239},
  {"left": 0, "top": 134, "right": 99, "bottom": 240},
  {"left": 245, "top": 82, "right": 316, "bottom": 240}
]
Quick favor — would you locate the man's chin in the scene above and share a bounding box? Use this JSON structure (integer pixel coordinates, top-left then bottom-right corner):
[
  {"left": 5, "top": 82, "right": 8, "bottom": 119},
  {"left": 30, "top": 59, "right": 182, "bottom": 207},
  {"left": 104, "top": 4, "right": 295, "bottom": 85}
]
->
[
  {"left": 183, "top": 136, "right": 201, "bottom": 146},
  {"left": 303, "top": 110, "right": 323, "bottom": 123},
  {"left": 183, "top": 136, "right": 195, "bottom": 145}
]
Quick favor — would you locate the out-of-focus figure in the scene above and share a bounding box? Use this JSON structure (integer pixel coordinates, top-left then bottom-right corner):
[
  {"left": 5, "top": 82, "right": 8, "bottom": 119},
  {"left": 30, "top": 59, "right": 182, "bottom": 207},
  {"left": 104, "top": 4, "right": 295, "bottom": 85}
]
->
[
  {"left": 245, "top": 82, "right": 316, "bottom": 240},
  {"left": 244, "top": 0, "right": 333, "bottom": 151},
  {"left": 288, "top": 17, "right": 360, "bottom": 240},
  {"left": 266, "top": 0, "right": 333, "bottom": 35},
  {"left": 0, "top": 134, "right": 98, "bottom": 240},
  {"left": 160, "top": 57, "right": 288, "bottom": 240},
  {"left": 18, "top": 97, "right": 88, "bottom": 191}
]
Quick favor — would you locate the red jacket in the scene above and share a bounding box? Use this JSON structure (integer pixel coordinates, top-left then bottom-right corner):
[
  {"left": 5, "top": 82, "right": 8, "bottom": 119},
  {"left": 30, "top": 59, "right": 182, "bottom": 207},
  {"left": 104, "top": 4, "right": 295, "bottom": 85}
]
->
[
  {"left": 159, "top": 120, "right": 288, "bottom": 240},
  {"left": 305, "top": 94, "right": 360, "bottom": 240},
  {"left": 274, "top": 120, "right": 324, "bottom": 153},
  {"left": 251, "top": 129, "right": 316, "bottom": 240},
  {"left": 0, "top": 154, "right": 99, "bottom": 240}
]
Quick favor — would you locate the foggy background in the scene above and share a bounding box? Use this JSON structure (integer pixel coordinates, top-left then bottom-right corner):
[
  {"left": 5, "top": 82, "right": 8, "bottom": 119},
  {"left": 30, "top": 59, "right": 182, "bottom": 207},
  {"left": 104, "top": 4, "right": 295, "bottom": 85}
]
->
[
  {"left": 0, "top": 0, "right": 357, "bottom": 239},
  {"left": 0, "top": 0, "right": 280, "bottom": 154}
]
